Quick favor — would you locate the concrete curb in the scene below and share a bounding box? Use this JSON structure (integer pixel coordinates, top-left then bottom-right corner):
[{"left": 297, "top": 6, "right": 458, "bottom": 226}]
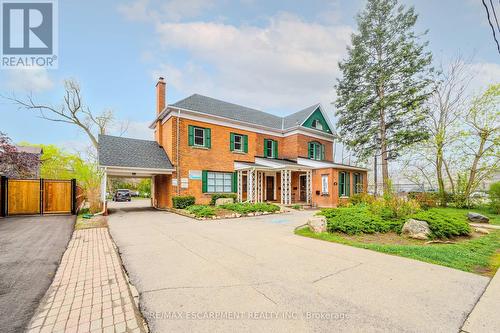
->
[{"left": 461, "top": 269, "right": 500, "bottom": 332}]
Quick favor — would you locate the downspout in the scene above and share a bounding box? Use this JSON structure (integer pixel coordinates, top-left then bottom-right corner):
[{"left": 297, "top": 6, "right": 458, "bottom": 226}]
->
[{"left": 176, "top": 109, "right": 181, "bottom": 195}]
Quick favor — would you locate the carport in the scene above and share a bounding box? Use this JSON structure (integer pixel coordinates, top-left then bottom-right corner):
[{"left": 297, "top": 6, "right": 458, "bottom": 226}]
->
[{"left": 98, "top": 135, "right": 174, "bottom": 210}]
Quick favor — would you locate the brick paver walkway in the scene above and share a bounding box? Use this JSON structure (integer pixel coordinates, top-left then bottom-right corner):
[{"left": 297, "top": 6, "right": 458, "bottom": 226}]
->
[{"left": 26, "top": 228, "right": 146, "bottom": 333}]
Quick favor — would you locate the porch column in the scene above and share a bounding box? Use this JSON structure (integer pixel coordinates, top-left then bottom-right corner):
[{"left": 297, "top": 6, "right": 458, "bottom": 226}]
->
[
  {"left": 151, "top": 175, "right": 156, "bottom": 207},
  {"left": 280, "top": 169, "right": 291, "bottom": 205},
  {"left": 256, "top": 171, "right": 263, "bottom": 202},
  {"left": 248, "top": 168, "right": 256, "bottom": 203},
  {"left": 237, "top": 171, "right": 243, "bottom": 202},
  {"left": 100, "top": 169, "right": 107, "bottom": 204},
  {"left": 306, "top": 170, "right": 312, "bottom": 204}
]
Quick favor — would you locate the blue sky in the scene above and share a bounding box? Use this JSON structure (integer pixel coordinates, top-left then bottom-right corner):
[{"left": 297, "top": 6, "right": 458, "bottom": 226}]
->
[{"left": 1, "top": 0, "right": 499, "bottom": 155}]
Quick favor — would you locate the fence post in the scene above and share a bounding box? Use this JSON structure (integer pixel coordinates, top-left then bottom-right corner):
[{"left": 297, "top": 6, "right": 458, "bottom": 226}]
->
[
  {"left": 0, "top": 176, "right": 7, "bottom": 217},
  {"left": 40, "top": 178, "right": 44, "bottom": 215},
  {"left": 71, "top": 179, "right": 77, "bottom": 215}
]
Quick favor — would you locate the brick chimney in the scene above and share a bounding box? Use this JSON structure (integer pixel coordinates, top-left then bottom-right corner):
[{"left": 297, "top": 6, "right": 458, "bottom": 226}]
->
[{"left": 156, "top": 77, "right": 166, "bottom": 114}]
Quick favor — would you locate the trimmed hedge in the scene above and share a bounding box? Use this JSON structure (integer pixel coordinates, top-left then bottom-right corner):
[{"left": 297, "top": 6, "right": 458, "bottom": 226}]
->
[
  {"left": 411, "top": 209, "right": 471, "bottom": 239},
  {"left": 319, "top": 206, "right": 404, "bottom": 235},
  {"left": 489, "top": 182, "right": 500, "bottom": 214},
  {"left": 172, "top": 196, "right": 195, "bottom": 209},
  {"left": 210, "top": 193, "right": 237, "bottom": 205},
  {"left": 186, "top": 205, "right": 216, "bottom": 218},
  {"left": 220, "top": 202, "right": 280, "bottom": 214}
]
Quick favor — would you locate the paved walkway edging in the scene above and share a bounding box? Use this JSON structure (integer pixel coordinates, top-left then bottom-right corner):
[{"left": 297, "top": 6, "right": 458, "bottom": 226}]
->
[
  {"left": 461, "top": 268, "right": 500, "bottom": 332},
  {"left": 26, "top": 227, "right": 149, "bottom": 333}
]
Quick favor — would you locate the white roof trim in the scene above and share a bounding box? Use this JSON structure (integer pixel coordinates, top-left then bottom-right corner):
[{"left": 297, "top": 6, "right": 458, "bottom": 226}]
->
[
  {"left": 296, "top": 157, "right": 368, "bottom": 171},
  {"left": 155, "top": 106, "right": 335, "bottom": 141}
]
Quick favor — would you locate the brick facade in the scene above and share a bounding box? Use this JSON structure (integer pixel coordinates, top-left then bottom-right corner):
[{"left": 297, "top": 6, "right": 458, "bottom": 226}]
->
[{"left": 151, "top": 79, "right": 367, "bottom": 208}]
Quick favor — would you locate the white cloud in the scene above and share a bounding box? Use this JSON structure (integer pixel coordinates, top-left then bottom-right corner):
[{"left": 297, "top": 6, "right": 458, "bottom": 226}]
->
[
  {"left": 467, "top": 62, "right": 500, "bottom": 94},
  {"left": 118, "top": 0, "right": 214, "bottom": 22},
  {"left": 153, "top": 13, "right": 352, "bottom": 113},
  {"left": 117, "top": 0, "right": 152, "bottom": 22},
  {"left": 4, "top": 66, "right": 54, "bottom": 92}
]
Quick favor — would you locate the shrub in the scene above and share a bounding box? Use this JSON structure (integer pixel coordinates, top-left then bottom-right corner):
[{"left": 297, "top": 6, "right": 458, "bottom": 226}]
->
[
  {"left": 348, "top": 193, "right": 374, "bottom": 206},
  {"left": 412, "top": 208, "right": 470, "bottom": 239},
  {"left": 407, "top": 192, "right": 440, "bottom": 209},
  {"left": 489, "top": 182, "right": 500, "bottom": 214},
  {"left": 366, "top": 196, "right": 420, "bottom": 220},
  {"left": 291, "top": 204, "right": 302, "bottom": 210},
  {"left": 221, "top": 202, "right": 280, "bottom": 214},
  {"left": 186, "top": 205, "right": 216, "bottom": 218},
  {"left": 319, "top": 206, "right": 404, "bottom": 235},
  {"left": 172, "top": 195, "right": 195, "bottom": 209},
  {"left": 210, "top": 193, "right": 237, "bottom": 205}
]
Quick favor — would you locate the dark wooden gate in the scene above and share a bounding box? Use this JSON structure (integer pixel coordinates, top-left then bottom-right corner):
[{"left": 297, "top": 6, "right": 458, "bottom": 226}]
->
[{"left": 0, "top": 177, "right": 76, "bottom": 216}]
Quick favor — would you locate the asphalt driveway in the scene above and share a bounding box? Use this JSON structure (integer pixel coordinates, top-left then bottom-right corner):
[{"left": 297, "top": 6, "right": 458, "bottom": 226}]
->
[
  {"left": 108, "top": 207, "right": 489, "bottom": 333},
  {"left": 0, "top": 215, "right": 74, "bottom": 333}
]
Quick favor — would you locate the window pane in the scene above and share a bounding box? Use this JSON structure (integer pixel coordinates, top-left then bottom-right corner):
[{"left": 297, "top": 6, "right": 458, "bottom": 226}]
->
[
  {"left": 234, "top": 135, "right": 241, "bottom": 143},
  {"left": 224, "top": 185, "right": 232, "bottom": 192},
  {"left": 194, "top": 128, "right": 204, "bottom": 146},
  {"left": 224, "top": 173, "right": 232, "bottom": 180},
  {"left": 207, "top": 185, "right": 215, "bottom": 192}
]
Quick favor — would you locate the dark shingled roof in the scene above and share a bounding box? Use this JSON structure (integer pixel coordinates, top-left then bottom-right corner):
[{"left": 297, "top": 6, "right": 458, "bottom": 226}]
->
[
  {"left": 170, "top": 94, "right": 320, "bottom": 130},
  {"left": 283, "top": 104, "right": 319, "bottom": 129},
  {"left": 98, "top": 135, "right": 173, "bottom": 170}
]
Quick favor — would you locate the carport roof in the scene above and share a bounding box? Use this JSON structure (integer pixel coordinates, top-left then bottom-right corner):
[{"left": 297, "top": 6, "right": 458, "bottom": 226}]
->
[{"left": 98, "top": 135, "right": 173, "bottom": 170}]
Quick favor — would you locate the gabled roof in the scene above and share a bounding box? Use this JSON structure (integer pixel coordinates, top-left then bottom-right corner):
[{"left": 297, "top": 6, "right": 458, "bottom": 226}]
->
[
  {"left": 283, "top": 104, "right": 319, "bottom": 129},
  {"left": 98, "top": 135, "right": 173, "bottom": 170},
  {"left": 168, "top": 94, "right": 331, "bottom": 133},
  {"left": 171, "top": 94, "right": 283, "bottom": 129}
]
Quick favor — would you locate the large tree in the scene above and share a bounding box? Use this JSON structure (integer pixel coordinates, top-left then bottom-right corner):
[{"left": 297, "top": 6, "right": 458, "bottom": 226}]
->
[
  {"left": 0, "top": 132, "right": 39, "bottom": 178},
  {"left": 335, "top": 0, "right": 433, "bottom": 192},
  {"left": 5, "top": 79, "right": 119, "bottom": 150}
]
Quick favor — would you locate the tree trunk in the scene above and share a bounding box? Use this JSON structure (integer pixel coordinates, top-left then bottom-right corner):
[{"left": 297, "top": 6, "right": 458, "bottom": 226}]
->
[
  {"left": 443, "top": 158, "right": 455, "bottom": 194},
  {"left": 465, "top": 134, "right": 486, "bottom": 203},
  {"left": 435, "top": 144, "right": 446, "bottom": 206}
]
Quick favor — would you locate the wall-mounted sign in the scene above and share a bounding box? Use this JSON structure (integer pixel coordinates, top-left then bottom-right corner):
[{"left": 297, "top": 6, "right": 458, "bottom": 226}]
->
[
  {"left": 189, "top": 170, "right": 202, "bottom": 180},
  {"left": 172, "top": 179, "right": 178, "bottom": 186},
  {"left": 181, "top": 178, "right": 189, "bottom": 189}
]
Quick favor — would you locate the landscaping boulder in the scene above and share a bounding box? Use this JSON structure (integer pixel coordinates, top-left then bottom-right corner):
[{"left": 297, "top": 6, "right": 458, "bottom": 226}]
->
[
  {"left": 467, "top": 212, "right": 489, "bottom": 224},
  {"left": 308, "top": 216, "right": 327, "bottom": 233},
  {"left": 215, "top": 197, "right": 234, "bottom": 206},
  {"left": 402, "top": 219, "right": 431, "bottom": 240}
]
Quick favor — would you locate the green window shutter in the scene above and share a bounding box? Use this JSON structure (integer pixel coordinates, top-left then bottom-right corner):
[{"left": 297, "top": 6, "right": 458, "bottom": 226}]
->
[
  {"left": 230, "top": 133, "right": 235, "bottom": 151},
  {"left": 308, "top": 142, "right": 313, "bottom": 158},
  {"left": 232, "top": 171, "right": 238, "bottom": 192},
  {"left": 346, "top": 172, "right": 351, "bottom": 196},
  {"left": 243, "top": 135, "right": 248, "bottom": 153},
  {"left": 205, "top": 128, "right": 211, "bottom": 148},
  {"left": 188, "top": 125, "right": 194, "bottom": 146},
  {"left": 321, "top": 144, "right": 325, "bottom": 160},
  {"left": 263, "top": 139, "right": 267, "bottom": 156},
  {"left": 338, "top": 172, "right": 343, "bottom": 197},
  {"left": 273, "top": 140, "right": 278, "bottom": 158},
  {"left": 202, "top": 170, "right": 208, "bottom": 193}
]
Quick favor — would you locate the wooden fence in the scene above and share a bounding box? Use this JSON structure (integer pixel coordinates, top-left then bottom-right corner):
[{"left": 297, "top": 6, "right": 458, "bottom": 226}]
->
[{"left": 0, "top": 177, "right": 77, "bottom": 216}]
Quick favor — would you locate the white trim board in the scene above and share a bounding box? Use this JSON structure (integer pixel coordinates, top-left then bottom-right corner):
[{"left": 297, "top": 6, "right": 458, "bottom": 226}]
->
[{"left": 154, "top": 107, "right": 336, "bottom": 142}]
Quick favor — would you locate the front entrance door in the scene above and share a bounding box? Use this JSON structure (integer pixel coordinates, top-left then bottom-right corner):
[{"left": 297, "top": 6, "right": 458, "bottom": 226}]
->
[
  {"left": 299, "top": 175, "right": 307, "bottom": 202},
  {"left": 266, "top": 176, "right": 274, "bottom": 201}
]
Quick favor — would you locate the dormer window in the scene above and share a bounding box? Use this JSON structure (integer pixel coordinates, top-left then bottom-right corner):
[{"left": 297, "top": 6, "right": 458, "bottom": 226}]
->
[{"left": 312, "top": 119, "right": 323, "bottom": 130}]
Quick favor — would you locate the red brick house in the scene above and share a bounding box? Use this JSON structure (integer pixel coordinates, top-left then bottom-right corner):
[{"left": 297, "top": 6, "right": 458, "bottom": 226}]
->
[{"left": 98, "top": 77, "right": 368, "bottom": 208}]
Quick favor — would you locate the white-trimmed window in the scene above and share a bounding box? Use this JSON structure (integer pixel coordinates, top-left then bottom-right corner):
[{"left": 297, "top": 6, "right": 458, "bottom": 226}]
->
[
  {"left": 234, "top": 134, "right": 243, "bottom": 151},
  {"left": 207, "top": 172, "right": 233, "bottom": 193},
  {"left": 321, "top": 174, "right": 329, "bottom": 194},
  {"left": 312, "top": 119, "right": 323, "bottom": 130},
  {"left": 194, "top": 127, "right": 205, "bottom": 146}
]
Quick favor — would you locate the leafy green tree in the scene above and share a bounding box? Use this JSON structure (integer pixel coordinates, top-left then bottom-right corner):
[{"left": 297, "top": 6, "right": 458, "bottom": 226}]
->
[
  {"left": 137, "top": 179, "right": 151, "bottom": 197},
  {"left": 335, "top": 0, "right": 433, "bottom": 192}
]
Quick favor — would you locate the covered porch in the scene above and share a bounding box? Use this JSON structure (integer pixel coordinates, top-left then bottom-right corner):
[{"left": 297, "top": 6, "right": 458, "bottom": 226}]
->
[{"left": 234, "top": 158, "right": 312, "bottom": 205}]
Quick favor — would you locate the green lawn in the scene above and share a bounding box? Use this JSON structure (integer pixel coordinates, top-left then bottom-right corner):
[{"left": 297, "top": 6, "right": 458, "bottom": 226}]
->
[
  {"left": 296, "top": 227, "right": 500, "bottom": 276},
  {"left": 431, "top": 207, "right": 500, "bottom": 225}
]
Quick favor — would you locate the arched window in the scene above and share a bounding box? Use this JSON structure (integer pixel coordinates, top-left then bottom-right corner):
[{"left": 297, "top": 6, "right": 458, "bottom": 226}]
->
[{"left": 308, "top": 141, "right": 324, "bottom": 160}]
